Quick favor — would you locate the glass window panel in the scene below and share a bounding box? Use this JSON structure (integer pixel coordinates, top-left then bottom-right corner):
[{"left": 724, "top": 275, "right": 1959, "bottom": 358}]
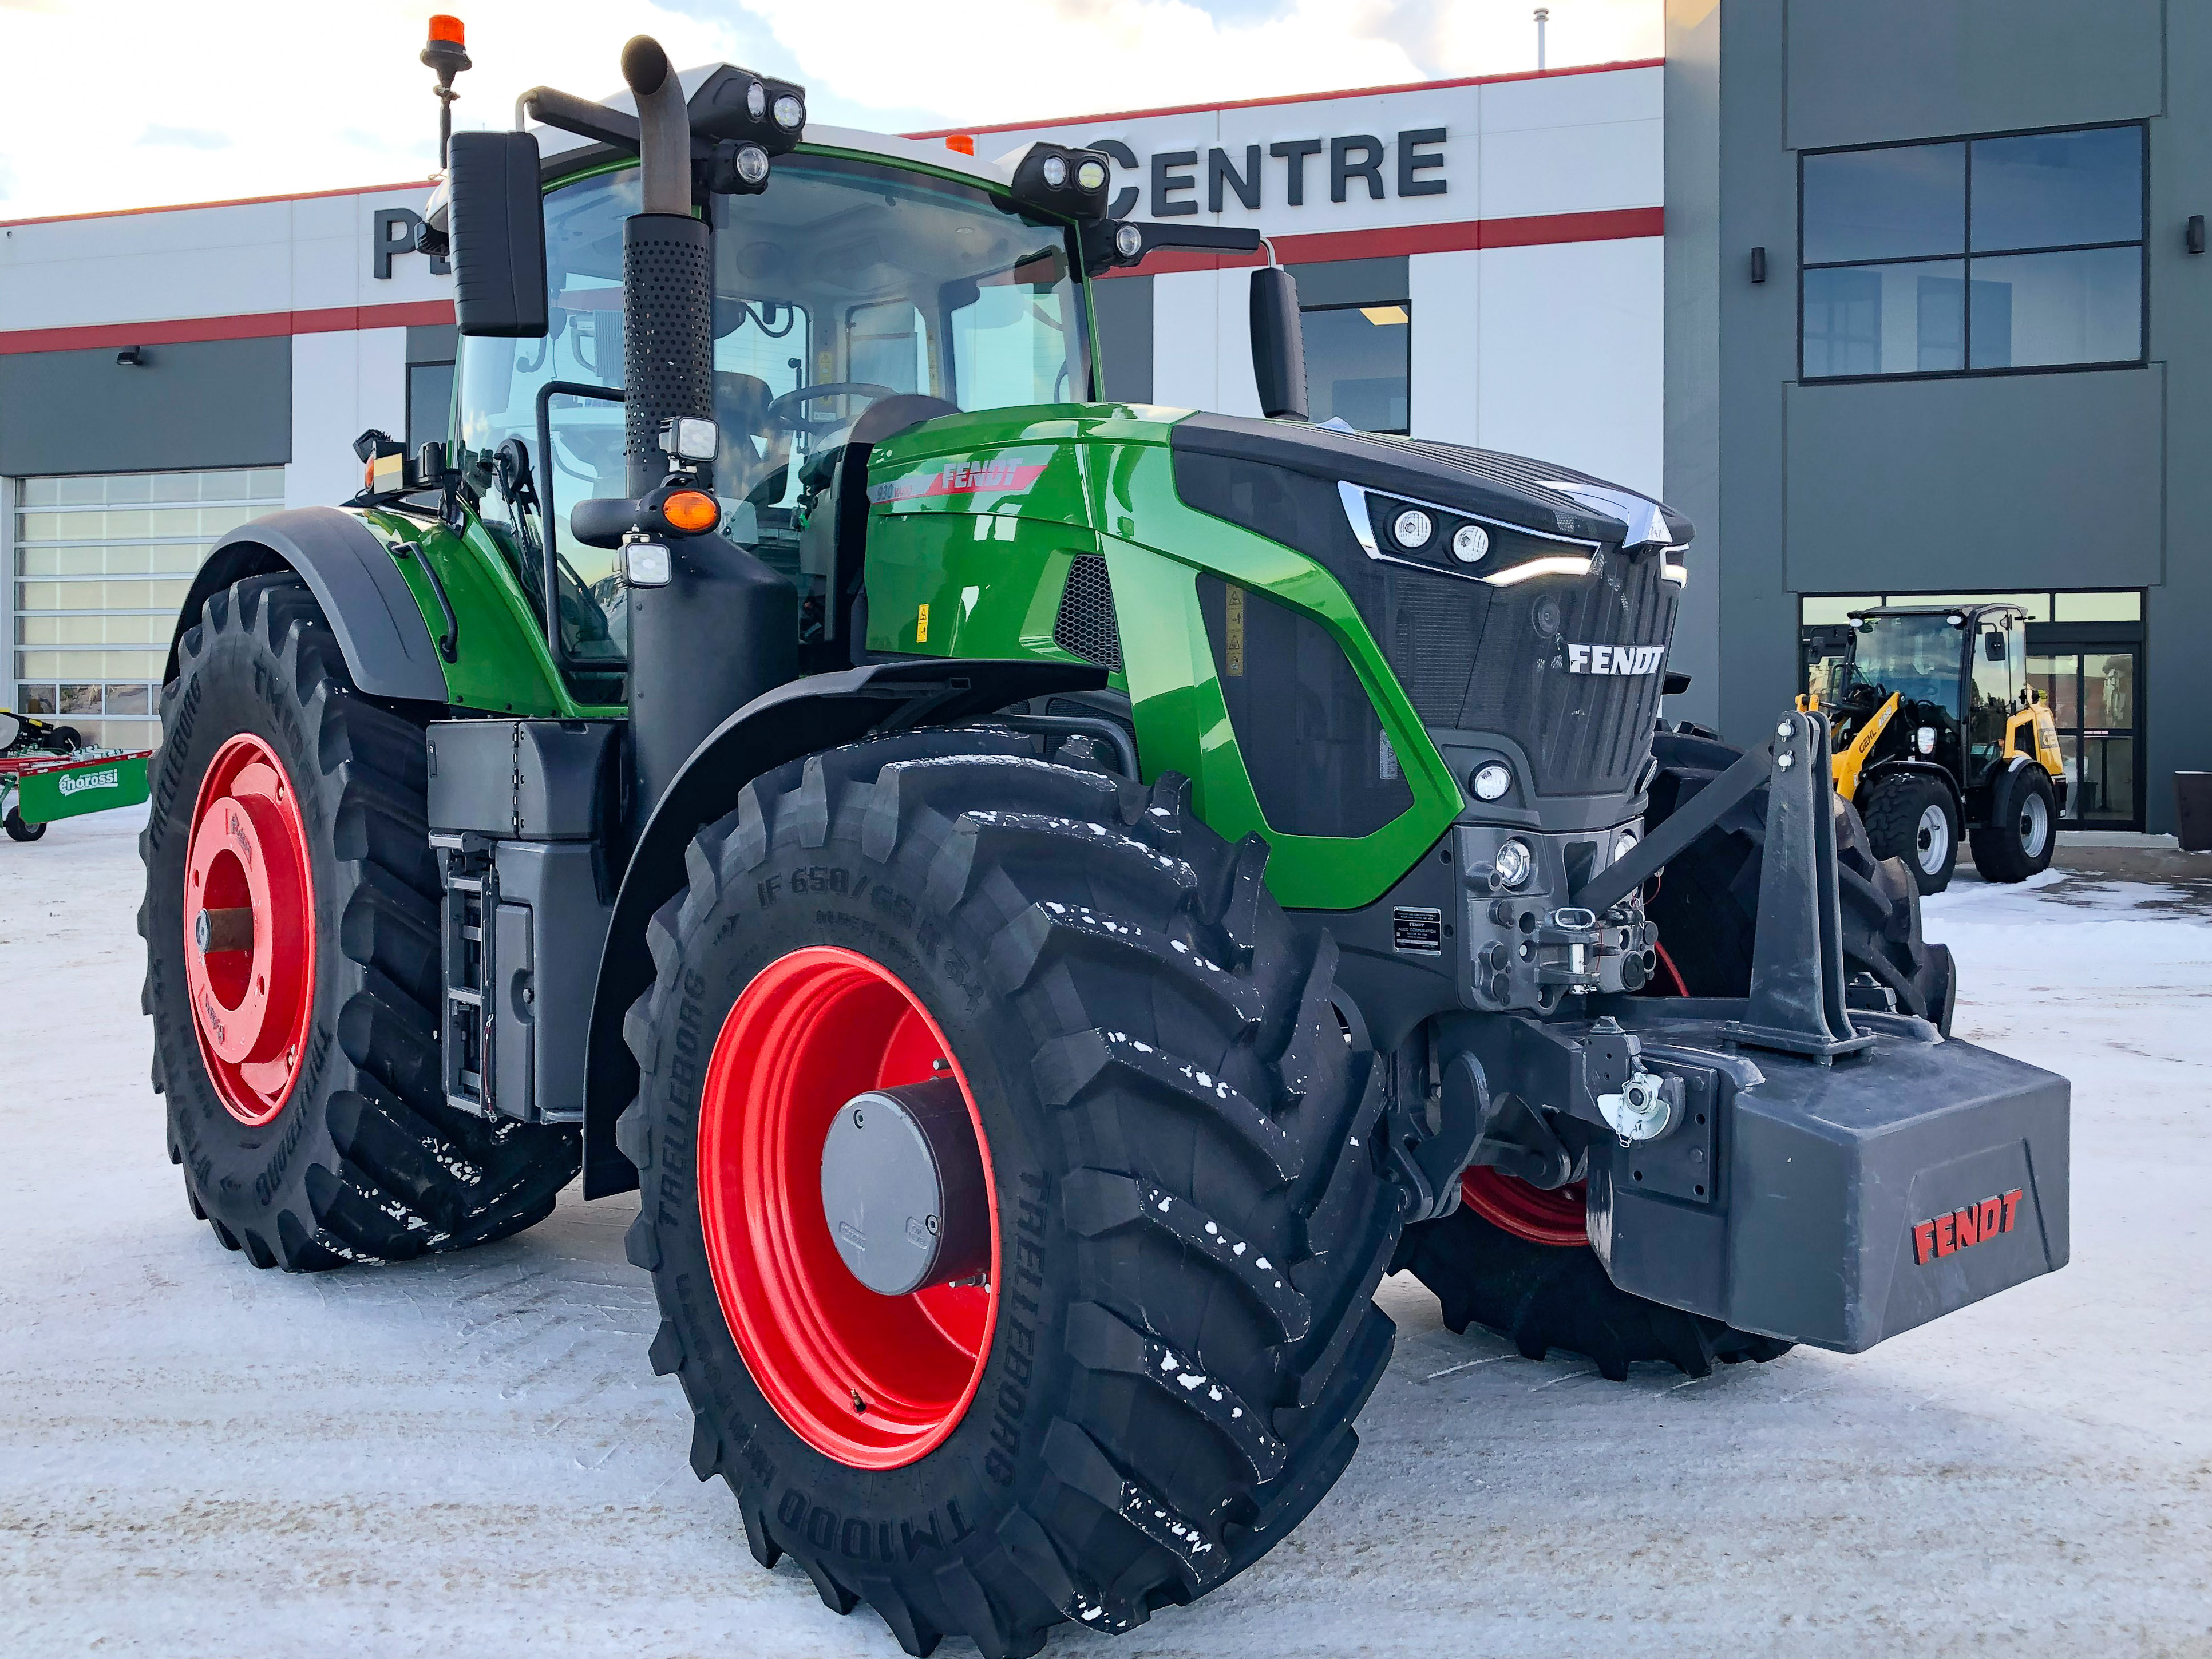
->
[
  {"left": 2053, "top": 590, "right": 2140, "bottom": 621},
  {"left": 1972, "top": 127, "right": 2142, "bottom": 253},
  {"left": 407, "top": 361, "right": 457, "bottom": 453},
  {"left": 1801, "top": 595, "right": 1881, "bottom": 624},
  {"left": 58, "top": 683, "right": 102, "bottom": 714},
  {"left": 18, "top": 684, "right": 59, "bottom": 714},
  {"left": 1300, "top": 304, "right": 1411, "bottom": 433},
  {"left": 251, "top": 468, "right": 288, "bottom": 500},
  {"left": 102, "top": 474, "right": 153, "bottom": 504},
  {"left": 19, "top": 478, "right": 60, "bottom": 506},
  {"left": 56, "top": 476, "right": 105, "bottom": 505},
  {"left": 103, "top": 684, "right": 152, "bottom": 715},
  {"left": 2026, "top": 654, "right": 2076, "bottom": 726},
  {"left": 1802, "top": 143, "right": 1965, "bottom": 263},
  {"left": 15, "top": 512, "right": 70, "bottom": 542},
  {"left": 1803, "top": 262, "right": 1963, "bottom": 377},
  {"left": 1968, "top": 247, "right": 2140, "bottom": 369},
  {"left": 2076, "top": 734, "right": 2134, "bottom": 820},
  {"left": 2079, "top": 652, "right": 2135, "bottom": 730}
]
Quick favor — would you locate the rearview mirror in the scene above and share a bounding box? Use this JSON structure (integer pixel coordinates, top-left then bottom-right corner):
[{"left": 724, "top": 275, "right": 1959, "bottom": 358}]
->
[
  {"left": 448, "top": 130, "right": 549, "bottom": 338},
  {"left": 1249, "top": 267, "right": 1308, "bottom": 422},
  {"left": 1983, "top": 630, "right": 2006, "bottom": 661}
]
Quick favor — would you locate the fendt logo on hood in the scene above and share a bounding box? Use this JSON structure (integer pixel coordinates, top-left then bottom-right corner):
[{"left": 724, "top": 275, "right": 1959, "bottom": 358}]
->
[
  {"left": 1566, "top": 643, "right": 1665, "bottom": 676},
  {"left": 1912, "top": 1188, "right": 2025, "bottom": 1264}
]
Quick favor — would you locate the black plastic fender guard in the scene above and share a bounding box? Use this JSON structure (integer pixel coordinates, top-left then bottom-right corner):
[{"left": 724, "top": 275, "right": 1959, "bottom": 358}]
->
[
  {"left": 579, "top": 658, "right": 1106, "bottom": 1197},
  {"left": 167, "top": 507, "right": 451, "bottom": 703}
]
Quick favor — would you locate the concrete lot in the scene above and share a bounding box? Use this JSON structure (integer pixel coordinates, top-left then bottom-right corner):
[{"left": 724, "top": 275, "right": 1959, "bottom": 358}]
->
[{"left": 3, "top": 805, "right": 2207, "bottom": 1657}]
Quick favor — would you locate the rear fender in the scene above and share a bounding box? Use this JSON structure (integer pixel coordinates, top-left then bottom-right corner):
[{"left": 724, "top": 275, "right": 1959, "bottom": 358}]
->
[
  {"left": 165, "top": 506, "right": 450, "bottom": 703},
  {"left": 579, "top": 658, "right": 1106, "bottom": 1197}
]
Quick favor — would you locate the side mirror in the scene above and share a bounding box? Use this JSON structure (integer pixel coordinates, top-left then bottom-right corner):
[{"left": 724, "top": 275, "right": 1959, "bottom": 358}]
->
[
  {"left": 1983, "top": 629, "right": 2006, "bottom": 662},
  {"left": 448, "top": 130, "right": 548, "bottom": 338},
  {"left": 1249, "top": 266, "right": 1308, "bottom": 422}
]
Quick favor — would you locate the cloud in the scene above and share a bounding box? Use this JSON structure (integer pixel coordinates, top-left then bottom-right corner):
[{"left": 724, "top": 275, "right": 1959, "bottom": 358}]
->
[
  {"left": 137, "top": 125, "right": 232, "bottom": 151},
  {"left": 0, "top": 0, "right": 1659, "bottom": 221}
]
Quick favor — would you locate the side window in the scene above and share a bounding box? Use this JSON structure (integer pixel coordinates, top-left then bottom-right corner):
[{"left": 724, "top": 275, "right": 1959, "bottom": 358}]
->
[
  {"left": 1969, "top": 617, "right": 2016, "bottom": 766},
  {"left": 1801, "top": 125, "right": 2144, "bottom": 380}
]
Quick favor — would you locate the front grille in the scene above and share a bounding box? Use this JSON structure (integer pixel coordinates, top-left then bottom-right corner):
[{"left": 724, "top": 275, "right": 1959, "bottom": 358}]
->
[{"left": 1053, "top": 553, "right": 1123, "bottom": 672}]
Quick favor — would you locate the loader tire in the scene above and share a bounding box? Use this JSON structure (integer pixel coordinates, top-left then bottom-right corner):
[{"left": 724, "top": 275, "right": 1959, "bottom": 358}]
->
[
  {"left": 1969, "top": 764, "right": 2057, "bottom": 884},
  {"left": 1861, "top": 769, "right": 1960, "bottom": 894},
  {"left": 140, "top": 572, "right": 577, "bottom": 1270},
  {"left": 1644, "top": 727, "right": 1956, "bottom": 1032},
  {"left": 619, "top": 731, "right": 1399, "bottom": 1657}
]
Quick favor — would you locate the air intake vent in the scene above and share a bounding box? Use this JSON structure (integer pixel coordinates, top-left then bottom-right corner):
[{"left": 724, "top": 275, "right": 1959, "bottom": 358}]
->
[{"left": 1053, "top": 554, "right": 1123, "bottom": 672}]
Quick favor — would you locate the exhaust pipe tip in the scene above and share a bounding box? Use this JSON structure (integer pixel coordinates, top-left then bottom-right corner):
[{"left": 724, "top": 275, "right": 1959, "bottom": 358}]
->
[{"left": 622, "top": 35, "right": 672, "bottom": 97}]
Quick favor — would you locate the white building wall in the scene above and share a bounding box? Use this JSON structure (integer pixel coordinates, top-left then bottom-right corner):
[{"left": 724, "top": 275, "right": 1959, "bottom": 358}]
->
[
  {"left": 1408, "top": 248, "right": 1481, "bottom": 444},
  {"left": 287, "top": 327, "right": 409, "bottom": 509}
]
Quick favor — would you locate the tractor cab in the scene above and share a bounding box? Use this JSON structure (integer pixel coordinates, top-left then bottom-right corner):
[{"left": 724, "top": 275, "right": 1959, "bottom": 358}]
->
[{"left": 1813, "top": 603, "right": 2065, "bottom": 891}]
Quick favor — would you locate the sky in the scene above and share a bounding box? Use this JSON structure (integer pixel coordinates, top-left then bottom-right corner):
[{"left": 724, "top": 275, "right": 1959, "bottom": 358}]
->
[{"left": 0, "top": 0, "right": 1659, "bottom": 222}]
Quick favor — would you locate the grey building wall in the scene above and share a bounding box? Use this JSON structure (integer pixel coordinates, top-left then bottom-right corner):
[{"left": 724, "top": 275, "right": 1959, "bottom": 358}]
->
[
  {"left": 1090, "top": 274, "right": 1155, "bottom": 403},
  {"left": 0, "top": 336, "right": 292, "bottom": 477},
  {"left": 1664, "top": 0, "right": 2205, "bottom": 830}
]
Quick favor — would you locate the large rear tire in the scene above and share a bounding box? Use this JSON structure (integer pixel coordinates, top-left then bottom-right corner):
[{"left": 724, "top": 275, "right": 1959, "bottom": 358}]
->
[
  {"left": 140, "top": 574, "right": 578, "bottom": 1270},
  {"left": 620, "top": 731, "right": 1399, "bottom": 1656}
]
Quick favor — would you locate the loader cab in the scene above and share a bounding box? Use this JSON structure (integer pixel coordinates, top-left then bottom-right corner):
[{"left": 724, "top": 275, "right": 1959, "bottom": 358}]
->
[
  {"left": 455, "top": 148, "right": 1096, "bottom": 689},
  {"left": 1831, "top": 604, "right": 2029, "bottom": 785}
]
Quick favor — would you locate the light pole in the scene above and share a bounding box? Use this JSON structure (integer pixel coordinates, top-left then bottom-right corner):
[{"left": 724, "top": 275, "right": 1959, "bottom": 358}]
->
[{"left": 1535, "top": 7, "right": 1550, "bottom": 72}]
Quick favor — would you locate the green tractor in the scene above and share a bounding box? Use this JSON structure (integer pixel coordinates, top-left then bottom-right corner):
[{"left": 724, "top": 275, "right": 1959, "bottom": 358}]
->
[
  {"left": 139, "top": 31, "right": 2069, "bottom": 1656},
  {"left": 1805, "top": 603, "right": 2067, "bottom": 893}
]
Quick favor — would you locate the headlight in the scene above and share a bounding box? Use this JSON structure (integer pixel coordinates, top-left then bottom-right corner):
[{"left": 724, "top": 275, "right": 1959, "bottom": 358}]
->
[
  {"left": 733, "top": 143, "right": 770, "bottom": 185},
  {"left": 1494, "top": 838, "right": 1533, "bottom": 889},
  {"left": 1114, "top": 222, "right": 1143, "bottom": 258},
  {"left": 1392, "top": 508, "right": 1433, "bottom": 548},
  {"left": 1075, "top": 157, "right": 1108, "bottom": 191},
  {"left": 1916, "top": 726, "right": 1936, "bottom": 755},
  {"left": 773, "top": 94, "right": 805, "bottom": 130},
  {"left": 746, "top": 80, "right": 766, "bottom": 120},
  {"left": 1450, "top": 524, "right": 1489, "bottom": 563},
  {"left": 1471, "top": 762, "right": 1512, "bottom": 801},
  {"left": 1042, "top": 155, "right": 1069, "bottom": 188}
]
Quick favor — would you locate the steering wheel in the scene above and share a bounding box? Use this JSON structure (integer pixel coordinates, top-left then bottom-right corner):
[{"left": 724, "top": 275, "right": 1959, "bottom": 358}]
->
[{"left": 764, "top": 382, "right": 899, "bottom": 438}]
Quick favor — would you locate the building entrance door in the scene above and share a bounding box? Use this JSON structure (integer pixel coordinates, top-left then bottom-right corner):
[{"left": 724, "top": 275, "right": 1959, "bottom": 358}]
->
[{"left": 2027, "top": 645, "right": 2142, "bottom": 827}]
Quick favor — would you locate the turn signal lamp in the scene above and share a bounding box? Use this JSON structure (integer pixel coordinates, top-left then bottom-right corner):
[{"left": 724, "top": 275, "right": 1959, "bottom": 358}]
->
[
  {"left": 427, "top": 14, "right": 465, "bottom": 46},
  {"left": 662, "top": 490, "right": 720, "bottom": 534}
]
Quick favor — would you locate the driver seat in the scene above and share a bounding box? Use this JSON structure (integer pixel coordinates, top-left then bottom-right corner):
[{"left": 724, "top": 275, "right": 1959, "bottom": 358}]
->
[
  {"left": 796, "top": 393, "right": 957, "bottom": 655},
  {"left": 713, "top": 370, "right": 785, "bottom": 501}
]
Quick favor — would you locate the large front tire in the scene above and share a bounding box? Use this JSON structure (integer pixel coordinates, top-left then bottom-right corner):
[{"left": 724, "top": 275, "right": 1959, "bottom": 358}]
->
[
  {"left": 1969, "top": 764, "right": 2057, "bottom": 883},
  {"left": 140, "top": 574, "right": 578, "bottom": 1269},
  {"left": 620, "top": 733, "right": 1399, "bottom": 1656}
]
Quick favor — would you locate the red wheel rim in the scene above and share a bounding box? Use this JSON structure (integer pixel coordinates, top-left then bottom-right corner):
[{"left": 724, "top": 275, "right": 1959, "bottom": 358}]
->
[
  {"left": 697, "top": 946, "right": 1000, "bottom": 1469},
  {"left": 1461, "top": 1166, "right": 1589, "bottom": 1247},
  {"left": 183, "top": 733, "right": 316, "bottom": 1128}
]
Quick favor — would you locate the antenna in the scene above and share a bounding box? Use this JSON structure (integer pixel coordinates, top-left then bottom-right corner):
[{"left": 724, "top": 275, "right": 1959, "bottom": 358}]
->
[
  {"left": 1535, "top": 7, "right": 1550, "bottom": 72},
  {"left": 421, "top": 15, "right": 472, "bottom": 169}
]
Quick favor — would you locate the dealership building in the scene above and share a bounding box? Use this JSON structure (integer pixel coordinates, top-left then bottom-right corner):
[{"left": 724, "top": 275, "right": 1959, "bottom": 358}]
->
[{"left": 1, "top": 1, "right": 2201, "bottom": 830}]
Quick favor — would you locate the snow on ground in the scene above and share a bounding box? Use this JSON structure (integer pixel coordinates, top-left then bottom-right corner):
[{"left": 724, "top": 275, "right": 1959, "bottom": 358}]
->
[{"left": 2, "top": 808, "right": 2207, "bottom": 1657}]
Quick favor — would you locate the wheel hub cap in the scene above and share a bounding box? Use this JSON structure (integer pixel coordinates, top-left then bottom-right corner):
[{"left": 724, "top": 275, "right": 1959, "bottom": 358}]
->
[
  {"left": 820, "top": 1079, "right": 991, "bottom": 1297},
  {"left": 1461, "top": 1166, "right": 1589, "bottom": 1247},
  {"left": 183, "top": 734, "right": 315, "bottom": 1127},
  {"left": 1916, "top": 801, "right": 1950, "bottom": 874},
  {"left": 698, "top": 947, "right": 999, "bottom": 1469}
]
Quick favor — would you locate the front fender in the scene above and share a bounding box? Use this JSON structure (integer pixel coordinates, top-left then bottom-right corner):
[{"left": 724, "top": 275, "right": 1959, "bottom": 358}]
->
[
  {"left": 580, "top": 658, "right": 1105, "bottom": 1198},
  {"left": 166, "top": 506, "right": 450, "bottom": 703}
]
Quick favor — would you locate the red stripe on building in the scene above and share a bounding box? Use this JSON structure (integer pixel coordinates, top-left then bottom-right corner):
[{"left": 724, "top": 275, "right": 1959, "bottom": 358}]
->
[
  {"left": 1102, "top": 205, "right": 1663, "bottom": 275},
  {"left": 0, "top": 300, "right": 458, "bottom": 356}
]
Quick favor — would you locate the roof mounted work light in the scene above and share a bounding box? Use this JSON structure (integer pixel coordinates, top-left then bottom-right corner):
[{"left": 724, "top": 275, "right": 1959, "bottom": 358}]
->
[{"left": 1002, "top": 142, "right": 1115, "bottom": 221}]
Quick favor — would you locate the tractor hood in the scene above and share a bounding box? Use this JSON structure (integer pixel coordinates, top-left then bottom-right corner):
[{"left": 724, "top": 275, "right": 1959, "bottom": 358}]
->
[{"left": 1168, "top": 413, "right": 1692, "bottom": 553}]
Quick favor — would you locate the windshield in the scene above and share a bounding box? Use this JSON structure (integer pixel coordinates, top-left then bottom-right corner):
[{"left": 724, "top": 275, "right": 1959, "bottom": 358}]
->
[
  {"left": 1846, "top": 613, "right": 1965, "bottom": 709},
  {"left": 458, "top": 152, "right": 1091, "bottom": 679}
]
